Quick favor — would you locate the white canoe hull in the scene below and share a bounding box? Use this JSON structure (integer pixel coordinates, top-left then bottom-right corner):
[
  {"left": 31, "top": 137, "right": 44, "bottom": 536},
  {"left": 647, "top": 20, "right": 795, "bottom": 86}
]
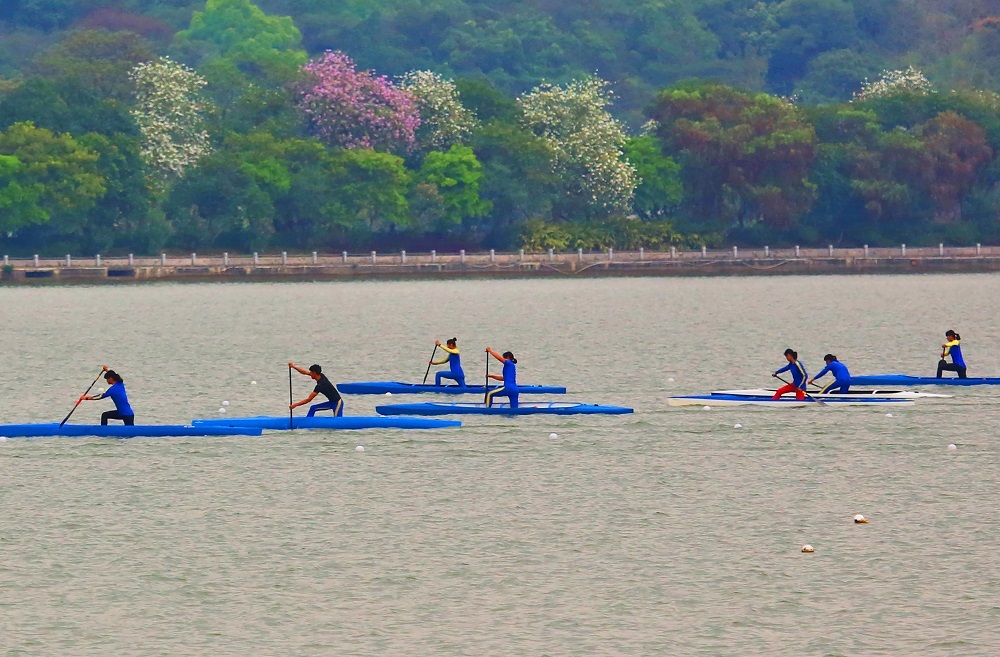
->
[{"left": 712, "top": 388, "right": 950, "bottom": 399}]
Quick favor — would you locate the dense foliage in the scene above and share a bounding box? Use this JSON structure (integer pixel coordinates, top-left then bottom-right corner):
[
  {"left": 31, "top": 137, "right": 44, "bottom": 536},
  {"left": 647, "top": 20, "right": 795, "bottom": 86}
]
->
[{"left": 0, "top": 0, "right": 997, "bottom": 254}]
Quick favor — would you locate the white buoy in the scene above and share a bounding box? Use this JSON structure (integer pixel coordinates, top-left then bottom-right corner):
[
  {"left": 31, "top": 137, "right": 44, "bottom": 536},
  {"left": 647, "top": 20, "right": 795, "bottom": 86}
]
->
[
  {"left": 96, "top": 388, "right": 105, "bottom": 394},
  {"left": 218, "top": 407, "right": 226, "bottom": 413},
  {"left": 549, "top": 432, "right": 558, "bottom": 439},
  {"left": 947, "top": 444, "right": 957, "bottom": 451},
  {"left": 667, "top": 377, "right": 675, "bottom": 382},
  {"left": 734, "top": 423, "right": 743, "bottom": 429},
  {"left": 854, "top": 514, "right": 868, "bottom": 524},
  {"left": 801, "top": 544, "right": 814, "bottom": 553},
  {"left": 0, "top": 436, "right": 7, "bottom": 442},
  {"left": 222, "top": 400, "right": 229, "bottom": 406},
  {"left": 885, "top": 413, "right": 893, "bottom": 418},
  {"left": 355, "top": 445, "right": 365, "bottom": 452},
  {"left": 385, "top": 392, "right": 392, "bottom": 396},
  {"left": 703, "top": 405, "right": 711, "bottom": 411},
  {"left": 251, "top": 380, "right": 257, "bottom": 385}
]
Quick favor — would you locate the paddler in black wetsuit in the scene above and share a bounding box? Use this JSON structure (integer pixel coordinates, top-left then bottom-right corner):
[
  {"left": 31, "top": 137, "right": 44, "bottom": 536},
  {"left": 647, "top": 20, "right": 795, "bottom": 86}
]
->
[{"left": 289, "top": 363, "right": 344, "bottom": 416}]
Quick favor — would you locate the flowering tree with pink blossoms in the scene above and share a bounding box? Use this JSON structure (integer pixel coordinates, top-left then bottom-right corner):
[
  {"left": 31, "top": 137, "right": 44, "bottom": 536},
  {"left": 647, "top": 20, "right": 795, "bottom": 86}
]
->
[{"left": 297, "top": 51, "right": 419, "bottom": 153}]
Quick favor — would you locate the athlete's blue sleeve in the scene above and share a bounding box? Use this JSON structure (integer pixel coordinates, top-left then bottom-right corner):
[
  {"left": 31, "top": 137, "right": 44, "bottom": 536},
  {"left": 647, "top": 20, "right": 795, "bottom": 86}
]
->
[
  {"left": 814, "top": 364, "right": 831, "bottom": 380},
  {"left": 775, "top": 363, "right": 792, "bottom": 375}
]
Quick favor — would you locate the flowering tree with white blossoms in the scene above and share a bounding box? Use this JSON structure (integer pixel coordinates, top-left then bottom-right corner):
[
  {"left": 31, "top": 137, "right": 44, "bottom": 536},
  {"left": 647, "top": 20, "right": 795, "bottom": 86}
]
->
[
  {"left": 852, "top": 66, "right": 933, "bottom": 102},
  {"left": 130, "top": 56, "right": 214, "bottom": 184},
  {"left": 399, "top": 70, "right": 478, "bottom": 151},
  {"left": 518, "top": 76, "right": 638, "bottom": 215}
]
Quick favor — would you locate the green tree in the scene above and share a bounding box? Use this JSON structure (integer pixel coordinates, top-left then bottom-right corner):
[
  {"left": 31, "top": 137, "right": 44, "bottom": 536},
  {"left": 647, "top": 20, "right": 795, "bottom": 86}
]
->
[
  {"left": 623, "top": 136, "right": 683, "bottom": 219},
  {"left": 0, "top": 122, "right": 105, "bottom": 240},
  {"left": 416, "top": 144, "right": 490, "bottom": 228}
]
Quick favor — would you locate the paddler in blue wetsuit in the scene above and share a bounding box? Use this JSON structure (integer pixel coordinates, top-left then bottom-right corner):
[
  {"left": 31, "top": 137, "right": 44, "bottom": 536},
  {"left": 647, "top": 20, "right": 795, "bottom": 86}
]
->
[
  {"left": 772, "top": 349, "right": 808, "bottom": 400},
  {"left": 937, "top": 330, "right": 967, "bottom": 378},
  {"left": 289, "top": 362, "right": 344, "bottom": 416},
  {"left": 430, "top": 338, "right": 466, "bottom": 387},
  {"left": 485, "top": 348, "right": 519, "bottom": 408},
  {"left": 81, "top": 369, "right": 135, "bottom": 425},
  {"left": 809, "top": 354, "right": 851, "bottom": 394}
]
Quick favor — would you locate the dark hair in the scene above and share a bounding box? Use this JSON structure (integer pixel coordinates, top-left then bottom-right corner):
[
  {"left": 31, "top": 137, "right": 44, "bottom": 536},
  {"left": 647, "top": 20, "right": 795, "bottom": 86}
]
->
[
  {"left": 783, "top": 348, "right": 797, "bottom": 359},
  {"left": 309, "top": 364, "right": 322, "bottom": 374},
  {"left": 447, "top": 337, "right": 457, "bottom": 345},
  {"left": 502, "top": 351, "right": 517, "bottom": 364},
  {"left": 824, "top": 354, "right": 837, "bottom": 362},
  {"left": 104, "top": 370, "right": 122, "bottom": 383},
  {"left": 946, "top": 330, "right": 960, "bottom": 340}
]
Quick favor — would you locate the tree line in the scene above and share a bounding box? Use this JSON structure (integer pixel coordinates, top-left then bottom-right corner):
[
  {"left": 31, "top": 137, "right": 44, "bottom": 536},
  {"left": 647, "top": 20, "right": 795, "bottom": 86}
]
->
[{"left": 0, "top": 0, "right": 997, "bottom": 255}]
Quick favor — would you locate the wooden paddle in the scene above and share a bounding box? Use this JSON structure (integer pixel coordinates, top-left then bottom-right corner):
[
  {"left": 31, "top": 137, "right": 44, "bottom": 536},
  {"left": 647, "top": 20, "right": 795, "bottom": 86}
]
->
[
  {"left": 60, "top": 366, "right": 107, "bottom": 427},
  {"left": 422, "top": 344, "right": 439, "bottom": 385},
  {"left": 774, "top": 374, "right": 825, "bottom": 405}
]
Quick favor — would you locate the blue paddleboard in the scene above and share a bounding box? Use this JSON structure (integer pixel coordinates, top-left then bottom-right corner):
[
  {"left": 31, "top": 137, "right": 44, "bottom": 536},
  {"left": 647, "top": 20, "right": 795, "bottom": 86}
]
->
[
  {"left": 375, "top": 402, "right": 633, "bottom": 416},
  {"left": 192, "top": 415, "right": 461, "bottom": 430},
  {"left": 338, "top": 381, "right": 567, "bottom": 395}
]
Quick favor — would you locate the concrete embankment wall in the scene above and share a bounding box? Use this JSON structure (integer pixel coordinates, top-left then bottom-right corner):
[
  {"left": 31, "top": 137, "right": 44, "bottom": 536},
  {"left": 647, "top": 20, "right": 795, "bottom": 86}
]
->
[{"left": 2, "top": 246, "right": 999, "bottom": 284}]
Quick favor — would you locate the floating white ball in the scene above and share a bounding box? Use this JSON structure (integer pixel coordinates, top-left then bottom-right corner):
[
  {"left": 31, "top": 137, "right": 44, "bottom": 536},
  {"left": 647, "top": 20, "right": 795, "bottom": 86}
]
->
[
  {"left": 854, "top": 514, "right": 868, "bottom": 524},
  {"left": 947, "top": 444, "right": 957, "bottom": 451},
  {"left": 549, "top": 433, "right": 558, "bottom": 439},
  {"left": 218, "top": 407, "right": 226, "bottom": 413},
  {"left": 801, "top": 544, "right": 814, "bottom": 553},
  {"left": 385, "top": 392, "right": 392, "bottom": 396},
  {"left": 667, "top": 377, "right": 675, "bottom": 382},
  {"left": 0, "top": 436, "right": 7, "bottom": 442},
  {"left": 885, "top": 413, "right": 893, "bottom": 418},
  {"left": 734, "top": 423, "right": 743, "bottom": 429},
  {"left": 222, "top": 400, "right": 229, "bottom": 406},
  {"left": 96, "top": 388, "right": 105, "bottom": 394},
  {"left": 355, "top": 445, "right": 365, "bottom": 452},
  {"left": 250, "top": 381, "right": 257, "bottom": 385},
  {"left": 703, "top": 405, "right": 711, "bottom": 411}
]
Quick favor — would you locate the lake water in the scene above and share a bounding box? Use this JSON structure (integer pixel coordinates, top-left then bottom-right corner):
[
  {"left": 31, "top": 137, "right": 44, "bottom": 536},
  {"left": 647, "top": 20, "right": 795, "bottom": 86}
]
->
[{"left": 1, "top": 275, "right": 998, "bottom": 656}]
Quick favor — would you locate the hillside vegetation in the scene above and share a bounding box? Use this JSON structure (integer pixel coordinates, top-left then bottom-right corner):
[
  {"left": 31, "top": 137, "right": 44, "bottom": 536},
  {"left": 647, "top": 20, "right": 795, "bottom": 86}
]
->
[{"left": 0, "top": 0, "right": 997, "bottom": 254}]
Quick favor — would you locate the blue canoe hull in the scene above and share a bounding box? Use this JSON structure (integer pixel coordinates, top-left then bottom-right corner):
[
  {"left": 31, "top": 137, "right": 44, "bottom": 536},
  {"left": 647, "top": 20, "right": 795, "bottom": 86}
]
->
[
  {"left": 852, "top": 374, "right": 1000, "bottom": 386},
  {"left": 376, "top": 402, "right": 634, "bottom": 416},
  {"left": 0, "top": 423, "right": 263, "bottom": 438},
  {"left": 192, "top": 416, "right": 461, "bottom": 430},
  {"left": 338, "top": 381, "right": 567, "bottom": 395}
]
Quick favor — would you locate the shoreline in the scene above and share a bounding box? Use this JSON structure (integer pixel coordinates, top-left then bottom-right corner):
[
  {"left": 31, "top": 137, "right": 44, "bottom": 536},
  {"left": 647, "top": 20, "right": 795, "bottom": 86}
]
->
[{"left": 2, "top": 247, "right": 1000, "bottom": 284}]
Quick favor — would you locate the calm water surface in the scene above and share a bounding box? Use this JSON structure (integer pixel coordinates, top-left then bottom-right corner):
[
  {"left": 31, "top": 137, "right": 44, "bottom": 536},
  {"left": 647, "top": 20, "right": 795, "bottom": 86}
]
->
[{"left": 1, "top": 275, "right": 999, "bottom": 656}]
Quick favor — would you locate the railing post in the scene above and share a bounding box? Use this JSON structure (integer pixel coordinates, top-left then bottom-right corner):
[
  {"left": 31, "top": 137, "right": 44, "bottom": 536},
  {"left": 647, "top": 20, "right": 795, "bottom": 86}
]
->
[
  {"left": 864, "top": 244, "right": 869, "bottom": 257},
  {"left": 489, "top": 249, "right": 494, "bottom": 263},
  {"left": 371, "top": 251, "right": 377, "bottom": 264},
  {"left": 253, "top": 252, "right": 259, "bottom": 266},
  {"left": 765, "top": 245, "right": 769, "bottom": 258},
  {"left": 161, "top": 253, "right": 167, "bottom": 266},
  {"left": 519, "top": 249, "right": 524, "bottom": 262},
  {"left": 401, "top": 250, "right": 407, "bottom": 264},
  {"left": 795, "top": 245, "right": 800, "bottom": 257},
  {"left": 66, "top": 254, "right": 71, "bottom": 267},
  {"left": 939, "top": 243, "right": 944, "bottom": 256},
  {"left": 281, "top": 251, "right": 288, "bottom": 265},
  {"left": 223, "top": 252, "right": 229, "bottom": 266},
  {"left": 670, "top": 246, "right": 676, "bottom": 259},
  {"left": 128, "top": 253, "right": 134, "bottom": 266},
  {"left": 608, "top": 247, "right": 614, "bottom": 261},
  {"left": 977, "top": 243, "right": 982, "bottom": 256},
  {"left": 460, "top": 249, "right": 466, "bottom": 264},
  {"left": 2, "top": 255, "right": 8, "bottom": 265},
  {"left": 95, "top": 254, "right": 101, "bottom": 267},
  {"left": 548, "top": 248, "right": 554, "bottom": 261},
  {"left": 312, "top": 251, "right": 318, "bottom": 264},
  {"left": 578, "top": 248, "right": 583, "bottom": 262},
  {"left": 431, "top": 249, "right": 437, "bottom": 263},
  {"left": 828, "top": 244, "right": 834, "bottom": 257},
  {"left": 701, "top": 245, "right": 707, "bottom": 257},
  {"left": 901, "top": 243, "right": 906, "bottom": 256},
  {"left": 639, "top": 247, "right": 644, "bottom": 260},
  {"left": 33, "top": 255, "right": 39, "bottom": 267},
  {"left": 342, "top": 251, "right": 347, "bottom": 263},
  {"left": 190, "top": 252, "right": 196, "bottom": 265}
]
